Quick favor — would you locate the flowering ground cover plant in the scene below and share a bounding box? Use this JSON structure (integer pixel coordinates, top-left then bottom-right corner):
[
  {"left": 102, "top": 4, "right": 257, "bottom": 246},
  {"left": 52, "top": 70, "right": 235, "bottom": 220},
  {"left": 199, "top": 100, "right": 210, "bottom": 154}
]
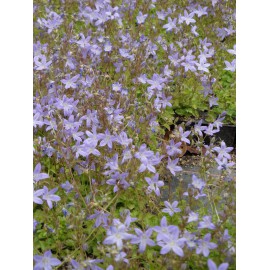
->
[{"left": 33, "top": 0, "right": 236, "bottom": 269}]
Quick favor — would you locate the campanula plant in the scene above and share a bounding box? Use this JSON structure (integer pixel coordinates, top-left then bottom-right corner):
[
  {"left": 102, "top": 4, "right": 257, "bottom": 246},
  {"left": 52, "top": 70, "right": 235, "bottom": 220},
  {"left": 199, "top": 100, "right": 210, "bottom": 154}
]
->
[{"left": 33, "top": 0, "right": 236, "bottom": 269}]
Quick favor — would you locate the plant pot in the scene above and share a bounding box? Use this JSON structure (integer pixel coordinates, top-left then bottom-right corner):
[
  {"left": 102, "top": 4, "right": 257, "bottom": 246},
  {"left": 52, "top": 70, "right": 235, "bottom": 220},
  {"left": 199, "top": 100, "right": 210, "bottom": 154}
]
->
[{"left": 171, "top": 117, "right": 236, "bottom": 149}]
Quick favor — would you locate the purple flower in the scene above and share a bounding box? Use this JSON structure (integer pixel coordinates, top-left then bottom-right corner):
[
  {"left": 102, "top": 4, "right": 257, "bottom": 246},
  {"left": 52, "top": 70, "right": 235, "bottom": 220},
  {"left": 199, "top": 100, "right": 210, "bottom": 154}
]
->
[
  {"left": 224, "top": 59, "right": 236, "bottom": 72},
  {"left": 200, "top": 38, "right": 212, "bottom": 48},
  {"left": 65, "top": 54, "right": 77, "bottom": 70},
  {"left": 33, "top": 163, "right": 49, "bottom": 183},
  {"left": 61, "top": 74, "right": 80, "bottom": 89},
  {"left": 203, "top": 144, "right": 214, "bottom": 158},
  {"left": 106, "top": 172, "right": 130, "bottom": 193},
  {"left": 191, "top": 25, "right": 199, "bottom": 36},
  {"left": 154, "top": 97, "right": 162, "bottom": 112},
  {"left": 70, "top": 259, "right": 84, "bottom": 270},
  {"left": 181, "top": 60, "right": 197, "bottom": 72},
  {"left": 187, "top": 211, "right": 199, "bottom": 223},
  {"left": 167, "top": 157, "right": 182, "bottom": 176},
  {"left": 91, "top": 45, "right": 103, "bottom": 57},
  {"left": 198, "top": 216, "right": 216, "bottom": 230},
  {"left": 157, "top": 227, "right": 185, "bottom": 257},
  {"left": 147, "top": 73, "right": 167, "bottom": 91},
  {"left": 227, "top": 44, "right": 236, "bottom": 55},
  {"left": 33, "top": 188, "right": 44, "bottom": 205},
  {"left": 224, "top": 26, "right": 235, "bottom": 36},
  {"left": 84, "top": 259, "right": 103, "bottom": 270},
  {"left": 217, "top": 27, "right": 228, "bottom": 40},
  {"left": 99, "top": 129, "right": 116, "bottom": 149},
  {"left": 33, "top": 41, "right": 47, "bottom": 57},
  {"left": 42, "top": 186, "right": 61, "bottom": 209},
  {"left": 209, "top": 97, "right": 219, "bottom": 108},
  {"left": 194, "top": 120, "right": 207, "bottom": 137},
  {"left": 221, "top": 229, "right": 231, "bottom": 242},
  {"left": 198, "top": 50, "right": 213, "bottom": 63},
  {"left": 104, "top": 41, "right": 112, "bottom": 52},
  {"left": 104, "top": 154, "right": 120, "bottom": 172},
  {"left": 82, "top": 110, "right": 99, "bottom": 128},
  {"left": 156, "top": 10, "right": 167, "bottom": 20},
  {"left": 145, "top": 173, "right": 164, "bottom": 196},
  {"left": 166, "top": 140, "right": 183, "bottom": 156},
  {"left": 185, "top": 175, "right": 207, "bottom": 200},
  {"left": 215, "top": 158, "right": 235, "bottom": 171},
  {"left": 33, "top": 112, "right": 44, "bottom": 128},
  {"left": 185, "top": 50, "right": 196, "bottom": 62},
  {"left": 85, "top": 126, "right": 103, "bottom": 145},
  {"left": 72, "top": 143, "right": 86, "bottom": 158},
  {"left": 181, "top": 10, "right": 196, "bottom": 25},
  {"left": 71, "top": 128, "right": 84, "bottom": 143},
  {"left": 122, "top": 209, "right": 137, "bottom": 228},
  {"left": 33, "top": 250, "right": 61, "bottom": 270},
  {"left": 34, "top": 55, "right": 52, "bottom": 71},
  {"left": 103, "top": 224, "right": 134, "bottom": 250},
  {"left": 160, "top": 93, "right": 172, "bottom": 109},
  {"left": 163, "top": 17, "right": 177, "bottom": 32},
  {"left": 114, "top": 61, "right": 124, "bottom": 73},
  {"left": 43, "top": 118, "right": 57, "bottom": 132},
  {"left": 207, "top": 259, "right": 229, "bottom": 270},
  {"left": 213, "top": 114, "right": 225, "bottom": 130},
  {"left": 163, "top": 65, "right": 173, "bottom": 77},
  {"left": 121, "top": 148, "right": 132, "bottom": 164},
  {"left": 192, "top": 175, "right": 205, "bottom": 191},
  {"left": 196, "top": 233, "right": 218, "bottom": 257},
  {"left": 162, "top": 201, "right": 181, "bottom": 216},
  {"left": 213, "top": 141, "right": 234, "bottom": 160},
  {"left": 63, "top": 115, "right": 81, "bottom": 130},
  {"left": 153, "top": 216, "right": 178, "bottom": 241},
  {"left": 116, "top": 131, "right": 132, "bottom": 147},
  {"left": 130, "top": 228, "right": 155, "bottom": 252},
  {"left": 119, "top": 48, "right": 134, "bottom": 61},
  {"left": 168, "top": 53, "right": 181, "bottom": 67},
  {"left": 37, "top": 11, "right": 63, "bottom": 33},
  {"left": 204, "top": 124, "right": 219, "bottom": 136},
  {"left": 112, "top": 82, "right": 122, "bottom": 92},
  {"left": 61, "top": 181, "right": 73, "bottom": 193},
  {"left": 196, "top": 59, "right": 211, "bottom": 73},
  {"left": 194, "top": 6, "right": 208, "bottom": 17},
  {"left": 138, "top": 74, "right": 148, "bottom": 84},
  {"left": 212, "top": 0, "right": 220, "bottom": 7},
  {"left": 83, "top": 141, "right": 101, "bottom": 157},
  {"left": 95, "top": 11, "right": 110, "bottom": 26},
  {"left": 76, "top": 33, "right": 90, "bottom": 49},
  {"left": 54, "top": 95, "right": 78, "bottom": 117},
  {"left": 178, "top": 126, "right": 191, "bottom": 144},
  {"left": 136, "top": 11, "right": 148, "bottom": 24},
  {"left": 135, "top": 144, "right": 154, "bottom": 163},
  {"left": 138, "top": 158, "right": 157, "bottom": 173},
  {"left": 201, "top": 83, "right": 213, "bottom": 97},
  {"left": 115, "top": 252, "right": 129, "bottom": 264},
  {"left": 71, "top": 258, "right": 103, "bottom": 270},
  {"left": 88, "top": 210, "right": 109, "bottom": 228},
  {"left": 182, "top": 230, "right": 197, "bottom": 248}
]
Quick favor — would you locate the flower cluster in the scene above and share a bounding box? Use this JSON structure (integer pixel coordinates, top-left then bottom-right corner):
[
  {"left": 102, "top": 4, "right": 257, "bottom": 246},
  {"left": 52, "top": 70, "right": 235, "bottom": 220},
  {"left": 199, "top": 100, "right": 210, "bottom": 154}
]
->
[{"left": 33, "top": 0, "right": 236, "bottom": 269}]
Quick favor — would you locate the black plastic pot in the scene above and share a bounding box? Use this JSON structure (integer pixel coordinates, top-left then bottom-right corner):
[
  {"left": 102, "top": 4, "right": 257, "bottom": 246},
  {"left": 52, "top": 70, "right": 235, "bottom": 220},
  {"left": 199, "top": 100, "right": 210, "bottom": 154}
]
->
[{"left": 173, "top": 118, "right": 236, "bottom": 149}]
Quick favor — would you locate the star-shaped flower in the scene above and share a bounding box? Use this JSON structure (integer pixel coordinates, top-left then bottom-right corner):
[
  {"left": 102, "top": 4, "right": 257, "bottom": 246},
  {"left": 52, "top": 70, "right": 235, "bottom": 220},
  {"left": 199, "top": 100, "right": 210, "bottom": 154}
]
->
[{"left": 162, "top": 201, "right": 181, "bottom": 216}]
